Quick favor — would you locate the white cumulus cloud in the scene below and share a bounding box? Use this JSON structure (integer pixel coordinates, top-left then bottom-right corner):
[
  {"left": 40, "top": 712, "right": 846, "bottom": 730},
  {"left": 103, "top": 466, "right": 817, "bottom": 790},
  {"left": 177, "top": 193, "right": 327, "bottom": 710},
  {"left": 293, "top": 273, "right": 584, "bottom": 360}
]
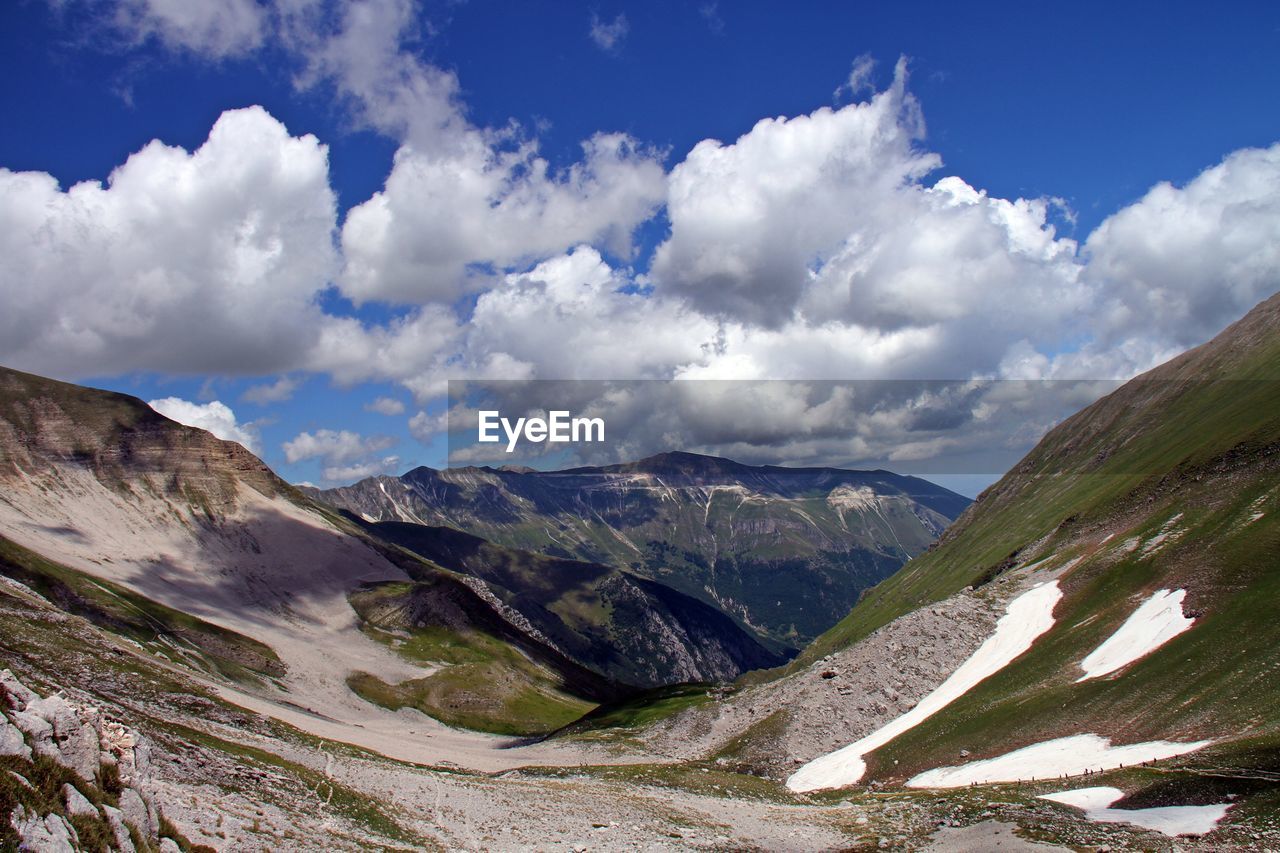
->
[
  {"left": 365, "top": 396, "right": 406, "bottom": 416},
  {"left": 148, "top": 397, "right": 260, "bottom": 453},
  {"left": 0, "top": 106, "right": 339, "bottom": 379},
  {"left": 283, "top": 429, "right": 396, "bottom": 465}
]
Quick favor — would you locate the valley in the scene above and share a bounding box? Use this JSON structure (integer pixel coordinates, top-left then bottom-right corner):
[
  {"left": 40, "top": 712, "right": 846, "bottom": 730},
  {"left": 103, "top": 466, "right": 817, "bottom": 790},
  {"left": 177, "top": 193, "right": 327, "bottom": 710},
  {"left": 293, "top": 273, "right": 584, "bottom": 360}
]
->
[{"left": 0, "top": 292, "right": 1277, "bottom": 850}]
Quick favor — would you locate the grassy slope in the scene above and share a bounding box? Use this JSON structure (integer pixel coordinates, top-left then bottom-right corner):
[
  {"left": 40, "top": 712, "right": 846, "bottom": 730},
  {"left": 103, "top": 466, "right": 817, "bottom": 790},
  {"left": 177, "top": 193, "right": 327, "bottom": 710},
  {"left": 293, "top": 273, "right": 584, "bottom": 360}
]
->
[
  {"left": 346, "top": 579, "right": 604, "bottom": 737},
  {"left": 777, "top": 292, "right": 1280, "bottom": 786},
  {"left": 797, "top": 294, "right": 1280, "bottom": 670}
]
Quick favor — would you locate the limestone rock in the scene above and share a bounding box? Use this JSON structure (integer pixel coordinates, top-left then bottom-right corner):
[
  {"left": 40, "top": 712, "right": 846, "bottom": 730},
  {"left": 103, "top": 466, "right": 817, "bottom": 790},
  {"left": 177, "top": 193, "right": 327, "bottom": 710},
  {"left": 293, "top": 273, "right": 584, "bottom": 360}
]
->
[
  {"left": 0, "top": 716, "right": 30, "bottom": 759},
  {"left": 63, "top": 782, "right": 99, "bottom": 818},
  {"left": 119, "top": 787, "right": 157, "bottom": 838},
  {"left": 10, "top": 805, "right": 78, "bottom": 853},
  {"left": 0, "top": 669, "right": 36, "bottom": 711},
  {"left": 27, "top": 694, "right": 101, "bottom": 781},
  {"left": 11, "top": 710, "right": 56, "bottom": 760},
  {"left": 102, "top": 805, "right": 137, "bottom": 853}
]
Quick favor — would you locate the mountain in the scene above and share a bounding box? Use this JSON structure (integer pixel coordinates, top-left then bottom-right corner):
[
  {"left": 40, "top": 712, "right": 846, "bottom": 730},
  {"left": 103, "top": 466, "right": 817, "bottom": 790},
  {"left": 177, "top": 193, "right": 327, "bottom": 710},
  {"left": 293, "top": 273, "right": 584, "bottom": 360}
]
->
[
  {"left": 625, "top": 291, "right": 1280, "bottom": 821},
  {"left": 307, "top": 452, "right": 970, "bottom": 649},
  {"left": 346, "top": 518, "right": 785, "bottom": 687},
  {"left": 0, "top": 366, "right": 777, "bottom": 741}
]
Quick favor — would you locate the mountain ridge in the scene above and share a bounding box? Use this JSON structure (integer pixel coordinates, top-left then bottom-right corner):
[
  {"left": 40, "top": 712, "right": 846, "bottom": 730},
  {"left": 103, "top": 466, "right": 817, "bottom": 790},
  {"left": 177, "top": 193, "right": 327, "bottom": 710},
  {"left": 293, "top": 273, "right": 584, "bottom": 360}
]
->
[{"left": 307, "top": 451, "right": 971, "bottom": 649}]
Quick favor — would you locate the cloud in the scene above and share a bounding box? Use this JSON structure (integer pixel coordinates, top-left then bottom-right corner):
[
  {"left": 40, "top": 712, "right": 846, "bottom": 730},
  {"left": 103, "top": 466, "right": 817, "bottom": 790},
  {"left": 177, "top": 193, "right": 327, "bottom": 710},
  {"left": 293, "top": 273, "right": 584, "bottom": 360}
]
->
[
  {"left": 0, "top": 106, "right": 338, "bottom": 379},
  {"left": 1083, "top": 142, "right": 1280, "bottom": 353},
  {"left": 282, "top": 428, "right": 396, "bottom": 465},
  {"left": 441, "top": 378, "right": 1119, "bottom": 475},
  {"left": 365, "top": 396, "right": 406, "bottom": 415},
  {"left": 320, "top": 456, "right": 400, "bottom": 483},
  {"left": 282, "top": 0, "right": 465, "bottom": 148},
  {"left": 9, "top": 4, "right": 1280, "bottom": 480},
  {"left": 651, "top": 57, "right": 940, "bottom": 327},
  {"left": 108, "top": 0, "right": 267, "bottom": 57},
  {"left": 408, "top": 409, "right": 446, "bottom": 442},
  {"left": 588, "top": 12, "right": 629, "bottom": 52},
  {"left": 148, "top": 397, "right": 260, "bottom": 453},
  {"left": 457, "top": 246, "right": 717, "bottom": 381},
  {"left": 340, "top": 131, "right": 666, "bottom": 304},
  {"left": 242, "top": 375, "right": 302, "bottom": 405},
  {"left": 699, "top": 3, "right": 724, "bottom": 35},
  {"left": 835, "top": 53, "right": 877, "bottom": 100}
]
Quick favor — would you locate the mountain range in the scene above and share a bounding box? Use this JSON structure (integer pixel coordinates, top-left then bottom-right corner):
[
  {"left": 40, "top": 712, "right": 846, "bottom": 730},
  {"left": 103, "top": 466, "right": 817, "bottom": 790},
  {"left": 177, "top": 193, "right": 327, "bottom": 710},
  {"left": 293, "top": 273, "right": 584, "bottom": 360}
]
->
[
  {"left": 306, "top": 454, "right": 969, "bottom": 649},
  {"left": 0, "top": 291, "right": 1275, "bottom": 849}
]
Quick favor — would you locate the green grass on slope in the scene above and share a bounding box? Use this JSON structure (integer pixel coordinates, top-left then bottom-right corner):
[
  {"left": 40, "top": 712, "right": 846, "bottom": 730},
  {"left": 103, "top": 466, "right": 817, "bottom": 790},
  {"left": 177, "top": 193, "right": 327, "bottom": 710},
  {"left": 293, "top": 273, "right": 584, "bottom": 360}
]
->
[
  {"left": 0, "top": 535, "right": 285, "bottom": 684},
  {"left": 863, "top": 481, "right": 1279, "bottom": 785},
  {"left": 348, "top": 581, "right": 598, "bottom": 736},
  {"left": 795, "top": 336, "right": 1280, "bottom": 671},
  {"left": 347, "top": 668, "right": 593, "bottom": 738},
  {"left": 555, "top": 683, "right": 715, "bottom": 742}
]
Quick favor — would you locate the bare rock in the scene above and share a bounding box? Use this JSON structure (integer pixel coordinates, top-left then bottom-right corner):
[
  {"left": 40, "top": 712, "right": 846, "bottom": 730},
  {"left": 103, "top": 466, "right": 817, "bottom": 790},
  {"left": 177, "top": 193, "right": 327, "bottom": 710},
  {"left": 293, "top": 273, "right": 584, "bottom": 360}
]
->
[
  {"left": 119, "top": 787, "right": 157, "bottom": 838},
  {"left": 0, "top": 716, "right": 30, "bottom": 759},
  {"left": 10, "top": 805, "right": 78, "bottom": 853},
  {"left": 102, "top": 805, "right": 137, "bottom": 853},
  {"left": 11, "top": 710, "right": 56, "bottom": 759},
  {"left": 26, "top": 694, "right": 101, "bottom": 781},
  {"left": 62, "top": 782, "right": 99, "bottom": 818},
  {"left": 0, "top": 670, "right": 36, "bottom": 711},
  {"left": 159, "top": 838, "right": 182, "bottom": 853}
]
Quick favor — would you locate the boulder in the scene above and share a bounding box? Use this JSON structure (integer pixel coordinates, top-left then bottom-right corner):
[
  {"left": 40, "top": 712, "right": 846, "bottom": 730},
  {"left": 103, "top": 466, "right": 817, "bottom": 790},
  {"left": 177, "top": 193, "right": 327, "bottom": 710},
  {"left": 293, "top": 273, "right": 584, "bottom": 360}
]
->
[
  {"left": 11, "top": 710, "right": 57, "bottom": 760},
  {"left": 9, "top": 805, "right": 78, "bottom": 853},
  {"left": 62, "top": 782, "right": 99, "bottom": 818},
  {"left": 27, "top": 695, "right": 101, "bottom": 781},
  {"left": 102, "top": 805, "right": 137, "bottom": 853},
  {"left": 119, "top": 787, "right": 157, "bottom": 838},
  {"left": 0, "top": 716, "right": 31, "bottom": 759},
  {"left": 0, "top": 669, "right": 36, "bottom": 711}
]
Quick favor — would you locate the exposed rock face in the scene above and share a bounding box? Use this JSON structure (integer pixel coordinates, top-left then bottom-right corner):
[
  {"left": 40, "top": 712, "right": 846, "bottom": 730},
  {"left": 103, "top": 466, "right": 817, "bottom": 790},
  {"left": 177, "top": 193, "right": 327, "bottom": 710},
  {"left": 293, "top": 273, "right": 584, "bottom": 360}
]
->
[
  {"left": 0, "top": 668, "right": 169, "bottom": 852},
  {"left": 10, "top": 806, "right": 78, "bottom": 853}
]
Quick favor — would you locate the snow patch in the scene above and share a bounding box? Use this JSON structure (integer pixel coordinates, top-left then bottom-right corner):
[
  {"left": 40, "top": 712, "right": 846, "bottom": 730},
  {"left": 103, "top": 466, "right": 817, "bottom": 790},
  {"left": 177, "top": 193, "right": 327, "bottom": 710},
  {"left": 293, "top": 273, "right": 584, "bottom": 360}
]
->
[
  {"left": 1077, "top": 589, "right": 1194, "bottom": 681},
  {"left": 905, "top": 734, "right": 1212, "bottom": 788},
  {"left": 786, "top": 581, "right": 1062, "bottom": 793},
  {"left": 1039, "top": 786, "right": 1231, "bottom": 837}
]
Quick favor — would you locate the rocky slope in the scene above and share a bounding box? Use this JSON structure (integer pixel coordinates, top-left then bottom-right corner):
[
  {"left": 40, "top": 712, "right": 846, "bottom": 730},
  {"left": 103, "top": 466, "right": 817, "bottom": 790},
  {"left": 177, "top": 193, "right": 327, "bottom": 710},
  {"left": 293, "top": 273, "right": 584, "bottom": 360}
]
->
[
  {"left": 0, "top": 667, "right": 192, "bottom": 852},
  {"left": 309, "top": 452, "right": 970, "bottom": 649}
]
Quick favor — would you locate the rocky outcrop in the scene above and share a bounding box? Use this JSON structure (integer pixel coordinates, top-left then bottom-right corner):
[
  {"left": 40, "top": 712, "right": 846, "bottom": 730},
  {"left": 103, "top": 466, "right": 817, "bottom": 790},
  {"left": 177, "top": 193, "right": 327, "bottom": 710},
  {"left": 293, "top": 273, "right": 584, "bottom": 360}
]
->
[{"left": 0, "top": 668, "right": 171, "bottom": 852}]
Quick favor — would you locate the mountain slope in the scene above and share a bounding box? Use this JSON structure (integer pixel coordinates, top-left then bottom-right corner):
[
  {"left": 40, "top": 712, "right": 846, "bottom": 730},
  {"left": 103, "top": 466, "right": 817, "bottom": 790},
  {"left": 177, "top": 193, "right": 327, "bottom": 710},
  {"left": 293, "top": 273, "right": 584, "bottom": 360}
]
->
[
  {"left": 0, "top": 366, "right": 624, "bottom": 736},
  {"left": 629, "top": 291, "right": 1280, "bottom": 810},
  {"left": 309, "top": 452, "right": 970, "bottom": 648}
]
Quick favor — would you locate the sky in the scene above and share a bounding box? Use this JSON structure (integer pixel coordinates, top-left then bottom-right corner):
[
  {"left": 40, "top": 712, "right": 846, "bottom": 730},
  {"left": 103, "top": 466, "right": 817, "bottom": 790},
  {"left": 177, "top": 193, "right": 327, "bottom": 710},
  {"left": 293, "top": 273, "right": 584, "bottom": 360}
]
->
[{"left": 1, "top": 0, "right": 1278, "bottom": 494}]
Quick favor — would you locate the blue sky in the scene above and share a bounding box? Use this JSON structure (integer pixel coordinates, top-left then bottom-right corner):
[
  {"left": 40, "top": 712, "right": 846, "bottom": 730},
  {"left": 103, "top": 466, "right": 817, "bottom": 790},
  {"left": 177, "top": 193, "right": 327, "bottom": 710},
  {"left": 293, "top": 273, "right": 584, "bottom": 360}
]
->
[{"left": 2, "top": 1, "right": 1278, "bottom": 492}]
